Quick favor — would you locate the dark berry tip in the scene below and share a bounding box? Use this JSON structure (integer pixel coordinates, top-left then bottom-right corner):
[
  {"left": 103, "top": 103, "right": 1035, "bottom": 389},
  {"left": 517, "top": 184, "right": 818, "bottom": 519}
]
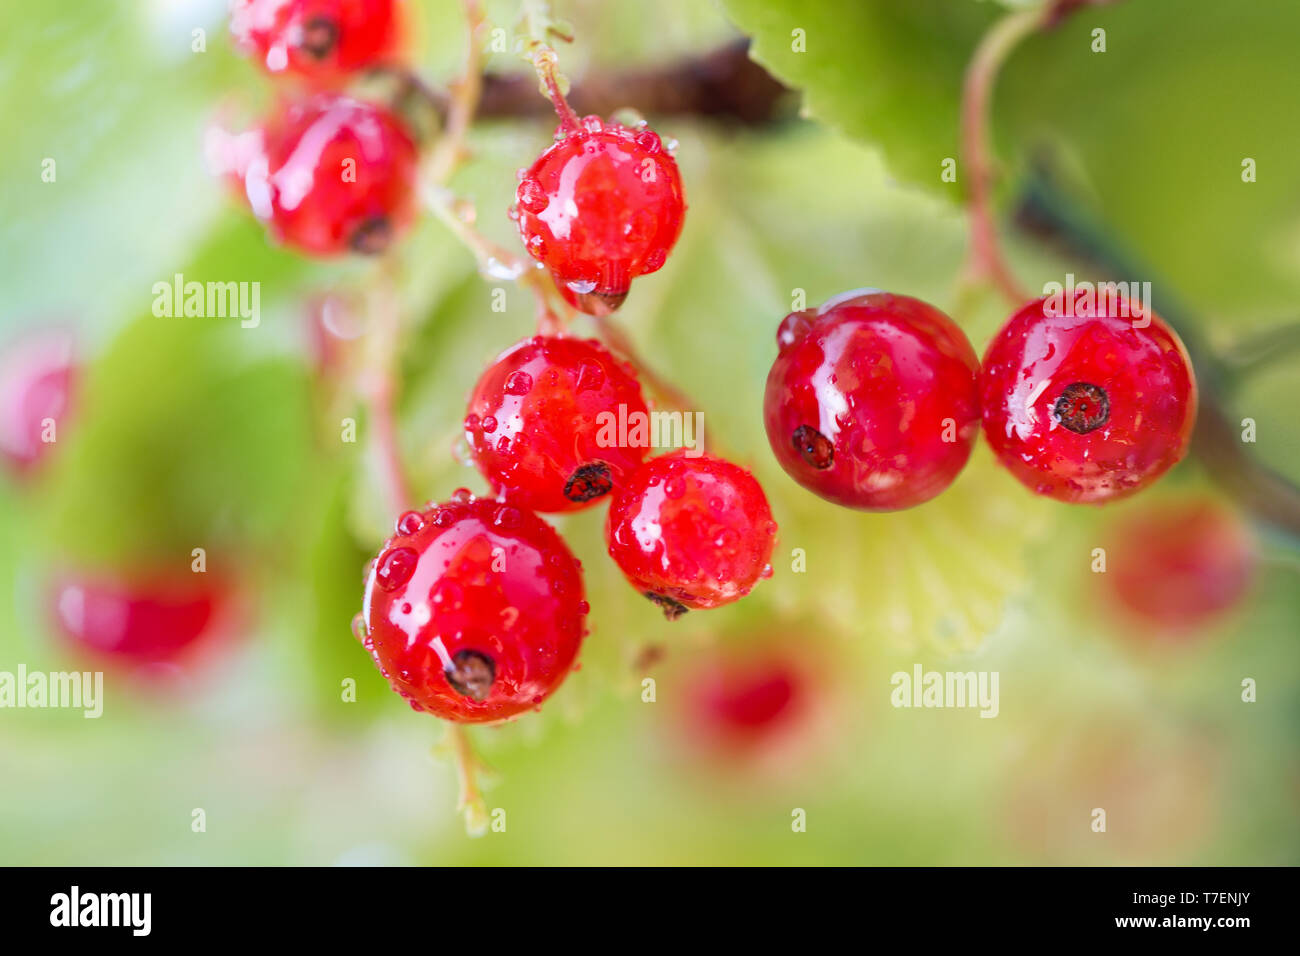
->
[
  {"left": 350, "top": 217, "right": 393, "bottom": 255},
  {"left": 1053, "top": 382, "right": 1110, "bottom": 434},
  {"left": 299, "top": 16, "right": 339, "bottom": 59},
  {"left": 574, "top": 289, "right": 628, "bottom": 316},
  {"left": 445, "top": 649, "right": 495, "bottom": 702},
  {"left": 791, "top": 424, "right": 834, "bottom": 469},
  {"left": 644, "top": 591, "right": 689, "bottom": 621},
  {"left": 564, "top": 462, "right": 614, "bottom": 502}
]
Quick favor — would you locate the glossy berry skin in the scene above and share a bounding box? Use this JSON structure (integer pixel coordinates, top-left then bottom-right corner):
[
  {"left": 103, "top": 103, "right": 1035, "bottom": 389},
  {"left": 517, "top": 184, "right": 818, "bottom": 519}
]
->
[
  {"left": 980, "top": 297, "right": 1197, "bottom": 503},
  {"left": 51, "top": 573, "right": 223, "bottom": 663},
  {"left": 513, "top": 117, "right": 685, "bottom": 315},
  {"left": 1106, "top": 499, "right": 1255, "bottom": 635},
  {"left": 763, "top": 290, "right": 980, "bottom": 511},
  {"left": 465, "top": 336, "right": 650, "bottom": 514},
  {"left": 242, "top": 94, "right": 418, "bottom": 256},
  {"left": 360, "top": 492, "right": 589, "bottom": 723},
  {"left": 0, "top": 330, "right": 75, "bottom": 476},
  {"left": 230, "top": 0, "right": 402, "bottom": 81},
  {"left": 605, "top": 452, "right": 776, "bottom": 616}
]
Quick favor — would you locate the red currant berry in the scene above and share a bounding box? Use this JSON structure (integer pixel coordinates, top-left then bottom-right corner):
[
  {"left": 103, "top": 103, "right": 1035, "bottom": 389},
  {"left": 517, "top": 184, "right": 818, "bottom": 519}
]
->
[
  {"left": 1105, "top": 498, "right": 1255, "bottom": 635},
  {"left": 980, "top": 297, "right": 1197, "bottom": 503},
  {"left": 0, "top": 329, "right": 76, "bottom": 476},
  {"left": 360, "top": 492, "right": 589, "bottom": 723},
  {"left": 763, "top": 290, "right": 980, "bottom": 511},
  {"left": 605, "top": 452, "right": 777, "bottom": 616},
  {"left": 242, "top": 93, "right": 418, "bottom": 256},
  {"left": 513, "top": 117, "right": 685, "bottom": 315},
  {"left": 465, "top": 336, "right": 650, "bottom": 513},
  {"left": 230, "top": 0, "right": 402, "bottom": 81},
  {"left": 51, "top": 572, "right": 225, "bottom": 663}
]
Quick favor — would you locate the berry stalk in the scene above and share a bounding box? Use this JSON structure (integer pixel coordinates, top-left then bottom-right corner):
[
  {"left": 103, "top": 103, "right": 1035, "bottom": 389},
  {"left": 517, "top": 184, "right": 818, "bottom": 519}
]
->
[{"left": 957, "top": 4, "right": 1047, "bottom": 306}]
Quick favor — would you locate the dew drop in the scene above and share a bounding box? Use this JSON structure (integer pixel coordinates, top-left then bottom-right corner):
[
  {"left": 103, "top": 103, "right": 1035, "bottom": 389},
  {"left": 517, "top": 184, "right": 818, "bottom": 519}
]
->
[
  {"left": 633, "top": 129, "right": 662, "bottom": 154},
  {"left": 396, "top": 510, "right": 425, "bottom": 536},
  {"left": 505, "top": 370, "right": 533, "bottom": 395},
  {"left": 516, "top": 178, "right": 549, "bottom": 214},
  {"left": 664, "top": 476, "right": 686, "bottom": 499},
  {"left": 351, "top": 613, "right": 368, "bottom": 642},
  {"left": 493, "top": 504, "right": 522, "bottom": 529},
  {"left": 581, "top": 114, "right": 604, "bottom": 132},
  {"left": 451, "top": 487, "right": 473, "bottom": 503},
  {"left": 481, "top": 414, "right": 498, "bottom": 433},
  {"left": 375, "top": 547, "right": 419, "bottom": 591}
]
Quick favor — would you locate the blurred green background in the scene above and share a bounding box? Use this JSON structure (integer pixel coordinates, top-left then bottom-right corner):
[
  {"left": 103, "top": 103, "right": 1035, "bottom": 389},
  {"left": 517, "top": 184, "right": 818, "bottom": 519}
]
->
[{"left": 1, "top": 0, "right": 1297, "bottom": 865}]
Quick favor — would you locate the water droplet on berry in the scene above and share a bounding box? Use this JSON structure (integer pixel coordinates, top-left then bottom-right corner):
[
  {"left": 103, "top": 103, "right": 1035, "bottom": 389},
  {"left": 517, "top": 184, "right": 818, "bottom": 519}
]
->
[
  {"left": 451, "top": 487, "right": 472, "bottom": 503},
  {"left": 633, "top": 129, "right": 662, "bottom": 153},
  {"left": 493, "top": 505, "right": 522, "bottom": 529},
  {"left": 517, "top": 178, "right": 548, "bottom": 214},
  {"left": 375, "top": 547, "right": 418, "bottom": 591},
  {"left": 573, "top": 361, "right": 604, "bottom": 393},
  {"left": 481, "top": 414, "right": 498, "bottom": 433},
  {"left": 505, "top": 370, "right": 533, "bottom": 395},
  {"left": 351, "top": 613, "right": 368, "bottom": 642},
  {"left": 396, "top": 511, "right": 425, "bottom": 536},
  {"left": 527, "top": 234, "right": 547, "bottom": 257},
  {"left": 777, "top": 311, "right": 813, "bottom": 348},
  {"left": 664, "top": 476, "right": 685, "bottom": 499}
]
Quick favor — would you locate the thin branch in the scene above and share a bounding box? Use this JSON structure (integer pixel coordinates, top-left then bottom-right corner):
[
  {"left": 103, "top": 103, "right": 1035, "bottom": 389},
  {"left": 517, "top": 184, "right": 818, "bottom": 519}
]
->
[{"left": 958, "top": 5, "right": 1047, "bottom": 305}]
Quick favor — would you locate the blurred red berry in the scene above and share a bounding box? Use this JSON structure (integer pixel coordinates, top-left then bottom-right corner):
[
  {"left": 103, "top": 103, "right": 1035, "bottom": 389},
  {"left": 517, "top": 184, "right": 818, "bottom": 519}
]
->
[
  {"left": 1105, "top": 498, "right": 1255, "bottom": 635},
  {"left": 230, "top": 0, "right": 403, "bottom": 81},
  {"left": 0, "top": 330, "right": 76, "bottom": 477},
  {"left": 241, "top": 93, "right": 418, "bottom": 256},
  {"left": 51, "top": 572, "right": 226, "bottom": 663}
]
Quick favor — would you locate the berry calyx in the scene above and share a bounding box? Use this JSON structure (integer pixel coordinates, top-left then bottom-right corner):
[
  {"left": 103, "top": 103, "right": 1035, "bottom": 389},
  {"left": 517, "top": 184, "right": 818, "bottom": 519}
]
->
[
  {"left": 465, "top": 335, "right": 650, "bottom": 513},
  {"left": 230, "top": 0, "right": 402, "bottom": 81},
  {"left": 241, "top": 93, "right": 418, "bottom": 256},
  {"left": 50, "top": 572, "right": 225, "bottom": 663},
  {"left": 0, "top": 330, "right": 76, "bottom": 476},
  {"left": 763, "top": 290, "right": 981, "bottom": 511},
  {"left": 512, "top": 117, "right": 686, "bottom": 315},
  {"left": 1104, "top": 498, "right": 1255, "bottom": 635},
  {"left": 360, "top": 492, "right": 589, "bottom": 723},
  {"left": 605, "top": 452, "right": 777, "bottom": 615},
  {"left": 980, "top": 296, "right": 1197, "bottom": 503}
]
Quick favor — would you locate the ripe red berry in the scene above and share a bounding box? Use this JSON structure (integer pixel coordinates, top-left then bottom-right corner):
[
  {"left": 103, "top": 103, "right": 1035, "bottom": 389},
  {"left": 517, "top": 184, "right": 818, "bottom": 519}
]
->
[
  {"left": 50, "top": 572, "right": 224, "bottom": 663},
  {"left": 605, "top": 452, "right": 777, "bottom": 617},
  {"left": 230, "top": 0, "right": 402, "bottom": 81},
  {"left": 1105, "top": 498, "right": 1255, "bottom": 635},
  {"left": 763, "top": 290, "right": 981, "bottom": 511},
  {"left": 980, "top": 297, "right": 1197, "bottom": 503},
  {"left": 0, "top": 330, "right": 76, "bottom": 476},
  {"left": 242, "top": 93, "right": 418, "bottom": 256},
  {"left": 513, "top": 117, "right": 685, "bottom": 315},
  {"left": 360, "top": 491, "right": 589, "bottom": 723},
  {"left": 465, "top": 335, "right": 650, "bottom": 513}
]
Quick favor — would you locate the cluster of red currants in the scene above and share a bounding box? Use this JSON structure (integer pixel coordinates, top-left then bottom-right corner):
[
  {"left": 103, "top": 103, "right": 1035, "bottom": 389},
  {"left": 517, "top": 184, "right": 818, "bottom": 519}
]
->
[
  {"left": 218, "top": 4, "right": 774, "bottom": 721},
  {"left": 764, "top": 290, "right": 1197, "bottom": 510},
  {"left": 215, "top": 3, "right": 1200, "bottom": 726}
]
